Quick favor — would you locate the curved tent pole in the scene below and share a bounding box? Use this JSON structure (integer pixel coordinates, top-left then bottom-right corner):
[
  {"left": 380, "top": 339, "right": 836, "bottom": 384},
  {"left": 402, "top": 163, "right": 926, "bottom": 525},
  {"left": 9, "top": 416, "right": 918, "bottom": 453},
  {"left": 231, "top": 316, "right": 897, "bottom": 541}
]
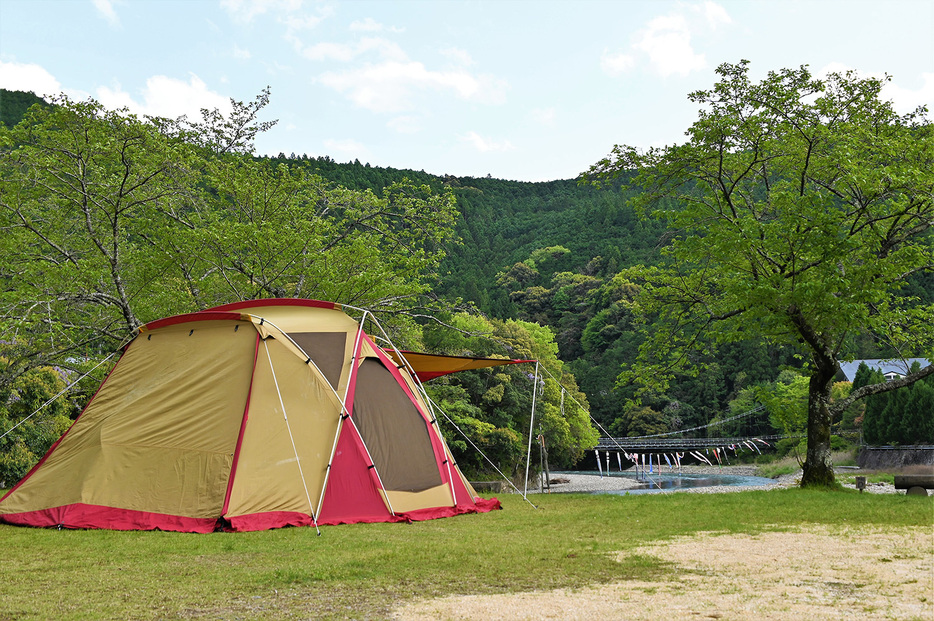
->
[
  {"left": 314, "top": 310, "right": 368, "bottom": 521},
  {"left": 335, "top": 315, "right": 398, "bottom": 516},
  {"left": 358, "top": 312, "right": 461, "bottom": 508},
  {"left": 314, "top": 313, "right": 397, "bottom": 520},
  {"left": 249, "top": 312, "right": 399, "bottom": 520},
  {"left": 247, "top": 315, "right": 360, "bottom": 527},
  {"left": 261, "top": 338, "right": 320, "bottom": 536}
]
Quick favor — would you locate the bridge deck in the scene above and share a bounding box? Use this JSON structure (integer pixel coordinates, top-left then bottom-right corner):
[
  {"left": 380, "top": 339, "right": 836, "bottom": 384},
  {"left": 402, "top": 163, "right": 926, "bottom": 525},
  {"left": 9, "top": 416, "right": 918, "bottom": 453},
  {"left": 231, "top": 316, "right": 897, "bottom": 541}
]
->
[{"left": 596, "top": 436, "right": 773, "bottom": 452}]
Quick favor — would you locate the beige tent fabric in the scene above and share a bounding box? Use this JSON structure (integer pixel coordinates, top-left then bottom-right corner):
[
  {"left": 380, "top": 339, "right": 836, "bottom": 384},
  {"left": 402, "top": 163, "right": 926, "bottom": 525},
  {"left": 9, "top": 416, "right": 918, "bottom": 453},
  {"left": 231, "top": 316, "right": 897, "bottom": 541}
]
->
[
  {"left": 383, "top": 483, "right": 454, "bottom": 514},
  {"left": 224, "top": 336, "right": 343, "bottom": 518},
  {"left": 0, "top": 320, "right": 256, "bottom": 517},
  {"left": 0, "top": 300, "right": 503, "bottom": 531},
  {"left": 241, "top": 304, "right": 358, "bottom": 397}
]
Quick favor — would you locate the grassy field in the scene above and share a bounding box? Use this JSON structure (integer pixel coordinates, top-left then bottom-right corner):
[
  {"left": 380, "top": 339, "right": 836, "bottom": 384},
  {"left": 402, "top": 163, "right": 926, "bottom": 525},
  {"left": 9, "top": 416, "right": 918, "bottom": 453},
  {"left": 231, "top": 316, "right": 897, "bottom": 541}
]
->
[{"left": 1, "top": 488, "right": 931, "bottom": 620}]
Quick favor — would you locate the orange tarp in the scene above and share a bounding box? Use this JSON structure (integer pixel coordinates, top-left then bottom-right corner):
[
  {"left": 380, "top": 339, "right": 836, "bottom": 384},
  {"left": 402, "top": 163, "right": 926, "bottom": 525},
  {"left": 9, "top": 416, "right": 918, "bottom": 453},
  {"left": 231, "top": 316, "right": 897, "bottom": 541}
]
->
[{"left": 385, "top": 351, "right": 533, "bottom": 381}]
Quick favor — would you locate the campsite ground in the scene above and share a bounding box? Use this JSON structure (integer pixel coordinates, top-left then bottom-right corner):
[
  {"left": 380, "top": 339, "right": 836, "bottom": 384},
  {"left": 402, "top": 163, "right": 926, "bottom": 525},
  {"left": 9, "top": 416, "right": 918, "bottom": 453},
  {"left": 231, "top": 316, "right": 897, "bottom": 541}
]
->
[
  {"left": 1, "top": 466, "right": 931, "bottom": 620},
  {"left": 393, "top": 524, "right": 931, "bottom": 620},
  {"left": 398, "top": 467, "right": 929, "bottom": 620}
]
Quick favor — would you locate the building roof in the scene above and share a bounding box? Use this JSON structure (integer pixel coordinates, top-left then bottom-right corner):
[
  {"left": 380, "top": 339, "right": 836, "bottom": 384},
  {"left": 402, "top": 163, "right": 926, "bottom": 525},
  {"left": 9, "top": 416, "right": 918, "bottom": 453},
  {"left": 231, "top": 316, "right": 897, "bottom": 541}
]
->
[{"left": 838, "top": 358, "right": 931, "bottom": 383}]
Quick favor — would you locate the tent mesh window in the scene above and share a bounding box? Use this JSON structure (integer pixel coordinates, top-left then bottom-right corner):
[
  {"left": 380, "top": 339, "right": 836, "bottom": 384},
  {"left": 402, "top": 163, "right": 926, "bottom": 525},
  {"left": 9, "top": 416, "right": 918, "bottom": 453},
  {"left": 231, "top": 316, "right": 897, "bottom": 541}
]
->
[
  {"left": 352, "top": 359, "right": 443, "bottom": 492},
  {"left": 289, "top": 332, "right": 347, "bottom": 388}
]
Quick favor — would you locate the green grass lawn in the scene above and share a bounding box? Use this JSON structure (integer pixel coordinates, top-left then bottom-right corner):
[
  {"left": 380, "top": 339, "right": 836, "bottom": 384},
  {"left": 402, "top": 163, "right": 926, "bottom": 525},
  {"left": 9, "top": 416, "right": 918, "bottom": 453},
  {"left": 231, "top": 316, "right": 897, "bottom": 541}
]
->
[{"left": 1, "top": 488, "right": 931, "bottom": 620}]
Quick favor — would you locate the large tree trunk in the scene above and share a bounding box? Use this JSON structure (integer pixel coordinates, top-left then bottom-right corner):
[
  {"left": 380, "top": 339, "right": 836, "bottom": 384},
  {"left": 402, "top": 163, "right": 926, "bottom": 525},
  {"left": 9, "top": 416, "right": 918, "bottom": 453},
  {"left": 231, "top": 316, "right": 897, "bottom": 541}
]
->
[{"left": 801, "top": 368, "right": 836, "bottom": 487}]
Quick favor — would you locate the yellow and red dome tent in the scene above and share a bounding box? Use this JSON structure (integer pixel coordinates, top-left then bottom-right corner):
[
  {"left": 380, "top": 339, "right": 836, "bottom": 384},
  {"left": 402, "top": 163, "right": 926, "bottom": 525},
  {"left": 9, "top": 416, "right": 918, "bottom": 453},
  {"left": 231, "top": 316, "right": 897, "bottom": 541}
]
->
[{"left": 0, "top": 299, "right": 524, "bottom": 532}]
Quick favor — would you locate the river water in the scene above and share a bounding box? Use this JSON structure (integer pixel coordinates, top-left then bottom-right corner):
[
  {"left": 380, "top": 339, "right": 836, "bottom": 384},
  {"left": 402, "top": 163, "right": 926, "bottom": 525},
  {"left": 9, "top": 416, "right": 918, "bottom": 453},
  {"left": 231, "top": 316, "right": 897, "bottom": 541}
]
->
[{"left": 569, "top": 470, "right": 777, "bottom": 495}]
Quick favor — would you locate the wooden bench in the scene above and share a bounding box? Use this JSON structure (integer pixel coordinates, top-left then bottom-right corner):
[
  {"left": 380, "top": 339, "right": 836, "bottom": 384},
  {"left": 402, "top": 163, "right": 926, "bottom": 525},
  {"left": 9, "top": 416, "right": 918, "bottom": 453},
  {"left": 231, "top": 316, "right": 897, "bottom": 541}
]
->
[{"left": 894, "top": 474, "right": 934, "bottom": 496}]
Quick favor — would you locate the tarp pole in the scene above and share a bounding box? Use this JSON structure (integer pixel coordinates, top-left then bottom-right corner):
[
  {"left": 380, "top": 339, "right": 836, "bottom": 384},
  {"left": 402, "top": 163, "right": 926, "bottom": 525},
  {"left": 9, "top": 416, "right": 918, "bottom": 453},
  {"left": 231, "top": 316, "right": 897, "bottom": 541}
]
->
[{"left": 523, "top": 361, "right": 540, "bottom": 498}]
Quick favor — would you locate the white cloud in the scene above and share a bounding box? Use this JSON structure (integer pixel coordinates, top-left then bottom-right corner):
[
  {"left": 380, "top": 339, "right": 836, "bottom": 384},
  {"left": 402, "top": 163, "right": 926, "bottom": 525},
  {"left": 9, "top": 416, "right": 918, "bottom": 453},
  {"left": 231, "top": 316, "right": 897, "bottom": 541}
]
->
[
  {"left": 221, "top": 0, "right": 305, "bottom": 23},
  {"left": 319, "top": 60, "right": 505, "bottom": 113},
  {"left": 601, "top": 50, "right": 636, "bottom": 75},
  {"left": 701, "top": 0, "right": 732, "bottom": 28},
  {"left": 349, "top": 17, "right": 382, "bottom": 32},
  {"left": 0, "top": 61, "right": 62, "bottom": 97},
  {"left": 349, "top": 17, "right": 403, "bottom": 33},
  {"left": 96, "top": 74, "right": 231, "bottom": 120},
  {"left": 281, "top": 11, "right": 330, "bottom": 49},
  {"left": 885, "top": 73, "right": 934, "bottom": 115},
  {"left": 297, "top": 36, "right": 406, "bottom": 63},
  {"left": 602, "top": 1, "right": 731, "bottom": 78},
  {"left": 440, "top": 47, "right": 474, "bottom": 67},
  {"left": 299, "top": 41, "right": 356, "bottom": 62},
  {"left": 323, "top": 137, "right": 369, "bottom": 158},
  {"left": 633, "top": 13, "right": 706, "bottom": 77},
  {"left": 93, "top": 0, "right": 120, "bottom": 27},
  {"left": 296, "top": 17, "right": 506, "bottom": 115},
  {"left": 462, "top": 131, "right": 514, "bottom": 153},
  {"left": 232, "top": 45, "right": 252, "bottom": 60}
]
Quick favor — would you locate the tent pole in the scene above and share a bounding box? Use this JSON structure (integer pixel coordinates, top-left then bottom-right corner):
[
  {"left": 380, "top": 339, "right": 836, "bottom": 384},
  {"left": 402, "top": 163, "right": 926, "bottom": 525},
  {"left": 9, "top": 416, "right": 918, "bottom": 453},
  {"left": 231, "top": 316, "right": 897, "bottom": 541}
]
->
[
  {"left": 334, "top": 319, "right": 398, "bottom": 518},
  {"left": 263, "top": 339, "right": 320, "bottom": 535},
  {"left": 523, "top": 361, "right": 540, "bottom": 498},
  {"left": 254, "top": 317, "right": 357, "bottom": 526},
  {"left": 315, "top": 314, "right": 369, "bottom": 522},
  {"left": 362, "top": 312, "right": 461, "bottom": 508}
]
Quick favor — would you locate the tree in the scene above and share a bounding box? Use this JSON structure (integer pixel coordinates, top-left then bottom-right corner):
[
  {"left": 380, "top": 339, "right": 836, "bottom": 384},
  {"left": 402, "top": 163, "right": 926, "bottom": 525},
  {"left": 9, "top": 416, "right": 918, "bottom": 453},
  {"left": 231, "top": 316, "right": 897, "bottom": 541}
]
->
[
  {"left": 0, "top": 364, "right": 74, "bottom": 486},
  {"left": 585, "top": 61, "right": 934, "bottom": 486},
  {"left": 610, "top": 405, "right": 669, "bottom": 438},
  {"left": 0, "top": 95, "right": 203, "bottom": 385},
  {"left": 185, "top": 156, "right": 457, "bottom": 312},
  {"left": 757, "top": 370, "right": 809, "bottom": 437},
  {"left": 861, "top": 361, "right": 934, "bottom": 445},
  {"left": 423, "top": 312, "right": 597, "bottom": 474},
  {"left": 0, "top": 93, "right": 459, "bottom": 392}
]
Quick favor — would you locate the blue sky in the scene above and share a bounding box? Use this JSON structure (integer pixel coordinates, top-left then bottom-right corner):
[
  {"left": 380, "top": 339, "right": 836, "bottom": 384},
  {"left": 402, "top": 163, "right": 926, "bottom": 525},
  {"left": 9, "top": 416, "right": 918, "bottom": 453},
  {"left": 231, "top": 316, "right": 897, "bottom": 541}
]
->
[{"left": 1, "top": 0, "right": 932, "bottom": 182}]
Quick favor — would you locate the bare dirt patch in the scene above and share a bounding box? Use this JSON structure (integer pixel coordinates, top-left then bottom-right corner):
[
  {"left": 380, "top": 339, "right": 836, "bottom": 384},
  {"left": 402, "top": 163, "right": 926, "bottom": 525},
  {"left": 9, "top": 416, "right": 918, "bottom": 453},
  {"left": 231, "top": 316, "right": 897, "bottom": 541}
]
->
[{"left": 392, "top": 525, "right": 932, "bottom": 620}]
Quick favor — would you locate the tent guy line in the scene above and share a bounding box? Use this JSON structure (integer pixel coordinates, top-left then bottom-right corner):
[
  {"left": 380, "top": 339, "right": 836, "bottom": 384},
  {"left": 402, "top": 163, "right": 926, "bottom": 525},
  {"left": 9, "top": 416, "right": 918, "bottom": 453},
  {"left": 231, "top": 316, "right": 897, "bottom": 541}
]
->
[{"left": 0, "top": 351, "right": 119, "bottom": 442}]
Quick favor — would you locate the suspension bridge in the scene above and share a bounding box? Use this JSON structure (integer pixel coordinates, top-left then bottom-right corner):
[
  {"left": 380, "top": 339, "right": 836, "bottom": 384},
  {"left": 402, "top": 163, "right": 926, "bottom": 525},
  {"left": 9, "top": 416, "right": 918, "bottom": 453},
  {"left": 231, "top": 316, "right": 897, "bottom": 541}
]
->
[
  {"left": 590, "top": 404, "right": 787, "bottom": 455},
  {"left": 595, "top": 434, "right": 788, "bottom": 453}
]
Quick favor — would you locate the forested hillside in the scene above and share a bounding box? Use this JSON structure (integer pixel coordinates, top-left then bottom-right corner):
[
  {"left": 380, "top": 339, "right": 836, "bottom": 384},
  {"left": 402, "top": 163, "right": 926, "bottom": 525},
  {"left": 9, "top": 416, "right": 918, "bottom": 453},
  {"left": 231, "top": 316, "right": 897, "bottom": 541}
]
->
[
  {"left": 278, "top": 147, "right": 931, "bottom": 450},
  {"left": 273, "top": 151, "right": 799, "bottom": 436},
  {"left": 1, "top": 86, "right": 929, "bottom": 486},
  {"left": 0, "top": 89, "right": 46, "bottom": 128}
]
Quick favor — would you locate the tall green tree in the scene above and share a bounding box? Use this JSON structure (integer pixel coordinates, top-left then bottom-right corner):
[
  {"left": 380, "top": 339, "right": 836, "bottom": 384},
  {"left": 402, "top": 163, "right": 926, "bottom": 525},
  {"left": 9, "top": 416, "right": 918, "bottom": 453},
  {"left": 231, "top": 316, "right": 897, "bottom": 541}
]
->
[
  {"left": 0, "top": 95, "right": 203, "bottom": 381},
  {"left": 0, "top": 93, "right": 458, "bottom": 392},
  {"left": 586, "top": 61, "right": 934, "bottom": 486}
]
